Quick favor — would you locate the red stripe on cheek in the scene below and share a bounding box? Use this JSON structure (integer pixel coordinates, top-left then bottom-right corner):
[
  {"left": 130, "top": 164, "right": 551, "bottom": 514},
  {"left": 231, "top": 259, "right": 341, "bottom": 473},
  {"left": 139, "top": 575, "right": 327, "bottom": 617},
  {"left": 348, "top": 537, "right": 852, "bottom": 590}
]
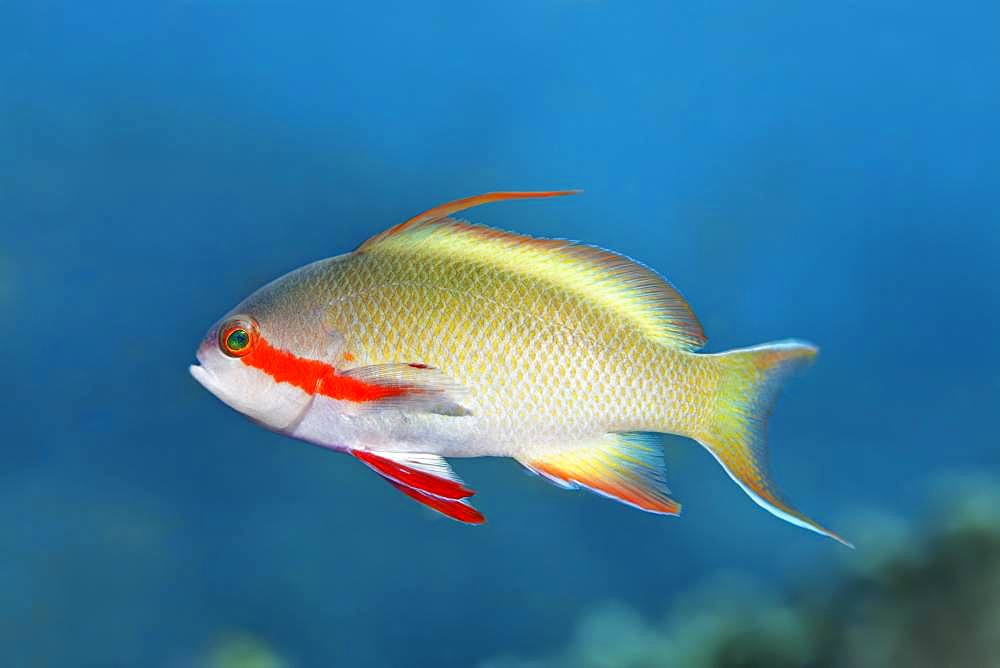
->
[{"left": 240, "top": 337, "right": 408, "bottom": 402}]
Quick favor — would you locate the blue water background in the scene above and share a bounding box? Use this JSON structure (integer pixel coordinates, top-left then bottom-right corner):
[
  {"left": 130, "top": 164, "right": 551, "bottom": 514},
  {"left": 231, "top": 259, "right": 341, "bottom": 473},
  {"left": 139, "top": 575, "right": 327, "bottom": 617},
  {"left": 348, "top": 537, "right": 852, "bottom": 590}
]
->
[{"left": 2, "top": 2, "right": 998, "bottom": 665}]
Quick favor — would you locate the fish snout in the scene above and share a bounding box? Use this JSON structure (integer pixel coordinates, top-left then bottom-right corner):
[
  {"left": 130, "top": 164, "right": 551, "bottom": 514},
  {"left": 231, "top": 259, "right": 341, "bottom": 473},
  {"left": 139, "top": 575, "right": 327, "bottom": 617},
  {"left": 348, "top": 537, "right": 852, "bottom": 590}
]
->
[{"left": 189, "top": 337, "right": 221, "bottom": 392}]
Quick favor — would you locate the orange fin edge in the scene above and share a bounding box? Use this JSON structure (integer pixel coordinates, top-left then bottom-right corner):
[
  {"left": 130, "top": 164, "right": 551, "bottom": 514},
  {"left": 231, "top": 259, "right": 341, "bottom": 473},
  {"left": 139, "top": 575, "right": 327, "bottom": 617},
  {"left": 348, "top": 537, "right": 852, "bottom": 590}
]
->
[{"left": 521, "top": 433, "right": 681, "bottom": 516}]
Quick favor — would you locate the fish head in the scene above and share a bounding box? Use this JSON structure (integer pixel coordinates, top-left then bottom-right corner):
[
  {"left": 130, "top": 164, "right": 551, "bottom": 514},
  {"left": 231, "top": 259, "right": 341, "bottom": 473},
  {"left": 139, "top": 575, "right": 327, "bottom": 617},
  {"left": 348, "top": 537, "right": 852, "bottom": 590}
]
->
[
  {"left": 190, "top": 259, "right": 344, "bottom": 432},
  {"left": 189, "top": 314, "right": 313, "bottom": 432}
]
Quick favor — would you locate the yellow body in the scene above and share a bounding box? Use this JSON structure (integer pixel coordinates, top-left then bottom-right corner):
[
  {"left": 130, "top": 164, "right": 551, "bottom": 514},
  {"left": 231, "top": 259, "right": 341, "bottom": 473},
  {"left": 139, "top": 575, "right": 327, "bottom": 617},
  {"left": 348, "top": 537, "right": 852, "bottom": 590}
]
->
[
  {"left": 324, "top": 237, "right": 716, "bottom": 458},
  {"left": 240, "top": 192, "right": 847, "bottom": 544}
]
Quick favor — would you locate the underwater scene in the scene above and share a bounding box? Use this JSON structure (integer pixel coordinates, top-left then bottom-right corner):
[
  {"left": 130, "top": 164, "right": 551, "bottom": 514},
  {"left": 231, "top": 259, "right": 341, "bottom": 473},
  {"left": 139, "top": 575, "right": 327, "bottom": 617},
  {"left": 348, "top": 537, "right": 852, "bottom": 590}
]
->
[{"left": 3, "top": 2, "right": 999, "bottom": 666}]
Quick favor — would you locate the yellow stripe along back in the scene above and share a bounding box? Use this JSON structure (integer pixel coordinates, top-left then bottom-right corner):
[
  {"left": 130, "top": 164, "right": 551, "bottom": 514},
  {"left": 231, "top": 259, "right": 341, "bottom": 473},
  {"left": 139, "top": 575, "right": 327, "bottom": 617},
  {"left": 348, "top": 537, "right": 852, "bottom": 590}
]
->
[{"left": 360, "top": 217, "right": 706, "bottom": 350}]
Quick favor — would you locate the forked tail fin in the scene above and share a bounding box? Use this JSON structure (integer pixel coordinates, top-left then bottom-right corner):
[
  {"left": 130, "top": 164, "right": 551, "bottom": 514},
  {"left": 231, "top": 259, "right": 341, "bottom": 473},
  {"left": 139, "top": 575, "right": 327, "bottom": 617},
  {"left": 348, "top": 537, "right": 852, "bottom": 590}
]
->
[{"left": 697, "top": 340, "right": 852, "bottom": 547}]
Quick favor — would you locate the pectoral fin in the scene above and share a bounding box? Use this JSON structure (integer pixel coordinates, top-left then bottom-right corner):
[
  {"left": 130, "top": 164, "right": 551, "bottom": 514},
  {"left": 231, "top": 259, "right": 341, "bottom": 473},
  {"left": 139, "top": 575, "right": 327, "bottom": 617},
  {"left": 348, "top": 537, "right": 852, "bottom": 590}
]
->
[
  {"left": 520, "top": 432, "right": 681, "bottom": 515},
  {"left": 335, "top": 363, "right": 473, "bottom": 416}
]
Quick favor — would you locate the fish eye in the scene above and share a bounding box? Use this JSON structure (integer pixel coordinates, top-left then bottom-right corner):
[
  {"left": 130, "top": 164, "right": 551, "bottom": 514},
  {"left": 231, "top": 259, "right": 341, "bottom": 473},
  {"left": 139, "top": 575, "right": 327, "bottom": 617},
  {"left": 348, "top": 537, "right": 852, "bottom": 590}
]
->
[{"left": 219, "top": 318, "right": 257, "bottom": 357}]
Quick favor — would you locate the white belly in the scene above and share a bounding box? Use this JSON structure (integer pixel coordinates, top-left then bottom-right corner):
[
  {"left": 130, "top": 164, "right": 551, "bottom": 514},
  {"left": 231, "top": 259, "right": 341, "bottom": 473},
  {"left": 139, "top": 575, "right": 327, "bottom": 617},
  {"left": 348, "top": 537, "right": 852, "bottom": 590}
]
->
[{"left": 284, "top": 393, "right": 611, "bottom": 459}]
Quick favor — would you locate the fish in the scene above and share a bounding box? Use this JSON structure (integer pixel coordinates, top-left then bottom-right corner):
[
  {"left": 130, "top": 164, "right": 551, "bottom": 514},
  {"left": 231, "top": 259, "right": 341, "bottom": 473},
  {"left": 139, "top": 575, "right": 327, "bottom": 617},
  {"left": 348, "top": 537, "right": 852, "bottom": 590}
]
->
[{"left": 190, "top": 190, "right": 850, "bottom": 547}]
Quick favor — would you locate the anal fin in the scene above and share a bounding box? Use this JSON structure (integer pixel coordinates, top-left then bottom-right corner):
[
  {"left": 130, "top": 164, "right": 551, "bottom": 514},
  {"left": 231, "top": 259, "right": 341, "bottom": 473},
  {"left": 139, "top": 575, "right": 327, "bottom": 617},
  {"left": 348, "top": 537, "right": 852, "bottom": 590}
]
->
[
  {"left": 352, "top": 450, "right": 485, "bottom": 524},
  {"left": 520, "top": 432, "right": 681, "bottom": 516}
]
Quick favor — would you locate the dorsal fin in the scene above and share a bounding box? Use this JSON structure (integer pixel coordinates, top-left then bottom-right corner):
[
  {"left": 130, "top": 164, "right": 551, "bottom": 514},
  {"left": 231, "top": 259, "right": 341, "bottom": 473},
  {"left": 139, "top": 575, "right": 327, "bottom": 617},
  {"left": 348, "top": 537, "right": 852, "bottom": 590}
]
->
[
  {"left": 357, "top": 191, "right": 706, "bottom": 350},
  {"left": 357, "top": 191, "right": 580, "bottom": 252}
]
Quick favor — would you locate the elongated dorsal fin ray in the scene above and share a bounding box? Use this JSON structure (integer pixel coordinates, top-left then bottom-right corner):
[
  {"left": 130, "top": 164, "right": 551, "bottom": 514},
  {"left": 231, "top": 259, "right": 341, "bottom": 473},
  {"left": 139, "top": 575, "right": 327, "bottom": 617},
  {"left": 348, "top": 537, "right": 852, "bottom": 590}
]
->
[
  {"left": 357, "top": 190, "right": 581, "bottom": 252},
  {"left": 357, "top": 192, "right": 706, "bottom": 350},
  {"left": 520, "top": 432, "right": 681, "bottom": 515}
]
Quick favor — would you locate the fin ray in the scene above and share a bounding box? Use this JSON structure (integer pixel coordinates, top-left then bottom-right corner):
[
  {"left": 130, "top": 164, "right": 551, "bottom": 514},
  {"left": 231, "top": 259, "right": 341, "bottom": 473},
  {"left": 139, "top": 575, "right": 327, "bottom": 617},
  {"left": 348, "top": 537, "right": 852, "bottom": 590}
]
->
[
  {"left": 384, "top": 480, "right": 485, "bottom": 524},
  {"left": 357, "top": 190, "right": 580, "bottom": 252}
]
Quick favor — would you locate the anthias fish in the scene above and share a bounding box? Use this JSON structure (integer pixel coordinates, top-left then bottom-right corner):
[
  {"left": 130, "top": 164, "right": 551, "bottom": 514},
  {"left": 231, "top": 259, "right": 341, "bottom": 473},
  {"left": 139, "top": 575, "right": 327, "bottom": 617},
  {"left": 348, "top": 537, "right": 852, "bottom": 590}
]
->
[{"left": 190, "top": 191, "right": 849, "bottom": 546}]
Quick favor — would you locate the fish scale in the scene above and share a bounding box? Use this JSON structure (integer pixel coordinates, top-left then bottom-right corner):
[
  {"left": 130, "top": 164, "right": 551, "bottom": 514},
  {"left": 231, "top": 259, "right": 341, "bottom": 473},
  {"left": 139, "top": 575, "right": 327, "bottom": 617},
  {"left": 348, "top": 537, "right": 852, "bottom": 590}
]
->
[{"left": 318, "top": 234, "right": 712, "bottom": 454}]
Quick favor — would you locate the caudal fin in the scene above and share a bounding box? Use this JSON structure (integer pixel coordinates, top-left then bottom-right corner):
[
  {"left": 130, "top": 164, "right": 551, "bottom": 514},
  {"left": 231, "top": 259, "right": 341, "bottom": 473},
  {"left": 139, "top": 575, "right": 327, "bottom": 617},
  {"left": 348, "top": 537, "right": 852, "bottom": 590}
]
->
[{"left": 697, "top": 340, "right": 852, "bottom": 547}]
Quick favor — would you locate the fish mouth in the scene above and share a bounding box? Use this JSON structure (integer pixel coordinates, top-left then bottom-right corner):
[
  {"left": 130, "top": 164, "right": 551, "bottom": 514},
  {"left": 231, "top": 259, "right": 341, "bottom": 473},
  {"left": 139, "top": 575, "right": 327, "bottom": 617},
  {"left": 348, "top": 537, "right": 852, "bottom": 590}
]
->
[
  {"left": 189, "top": 361, "right": 241, "bottom": 412},
  {"left": 189, "top": 345, "right": 221, "bottom": 396},
  {"left": 189, "top": 362, "right": 212, "bottom": 388},
  {"left": 189, "top": 362, "right": 226, "bottom": 401},
  {"left": 188, "top": 355, "right": 315, "bottom": 433}
]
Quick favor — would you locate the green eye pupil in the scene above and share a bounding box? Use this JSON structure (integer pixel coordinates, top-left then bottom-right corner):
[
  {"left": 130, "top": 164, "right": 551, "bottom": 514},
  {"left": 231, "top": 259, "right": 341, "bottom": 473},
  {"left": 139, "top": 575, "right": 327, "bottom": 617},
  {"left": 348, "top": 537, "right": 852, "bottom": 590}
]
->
[{"left": 226, "top": 328, "right": 250, "bottom": 351}]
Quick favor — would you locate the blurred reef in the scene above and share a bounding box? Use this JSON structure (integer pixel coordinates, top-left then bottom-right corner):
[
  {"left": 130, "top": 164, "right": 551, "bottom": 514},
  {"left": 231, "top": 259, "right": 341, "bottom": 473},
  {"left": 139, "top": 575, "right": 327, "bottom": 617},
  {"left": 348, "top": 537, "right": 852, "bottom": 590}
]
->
[
  {"left": 199, "top": 632, "right": 289, "bottom": 668},
  {"left": 483, "top": 476, "right": 1000, "bottom": 668}
]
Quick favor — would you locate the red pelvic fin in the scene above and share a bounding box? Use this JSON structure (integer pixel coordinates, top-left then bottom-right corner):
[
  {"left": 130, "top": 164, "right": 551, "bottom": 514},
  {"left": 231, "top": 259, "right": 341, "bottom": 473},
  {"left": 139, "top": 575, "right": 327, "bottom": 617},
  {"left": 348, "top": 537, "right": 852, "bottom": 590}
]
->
[
  {"left": 352, "top": 450, "right": 474, "bottom": 500},
  {"left": 352, "top": 450, "right": 485, "bottom": 523},
  {"left": 385, "top": 479, "right": 486, "bottom": 525}
]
